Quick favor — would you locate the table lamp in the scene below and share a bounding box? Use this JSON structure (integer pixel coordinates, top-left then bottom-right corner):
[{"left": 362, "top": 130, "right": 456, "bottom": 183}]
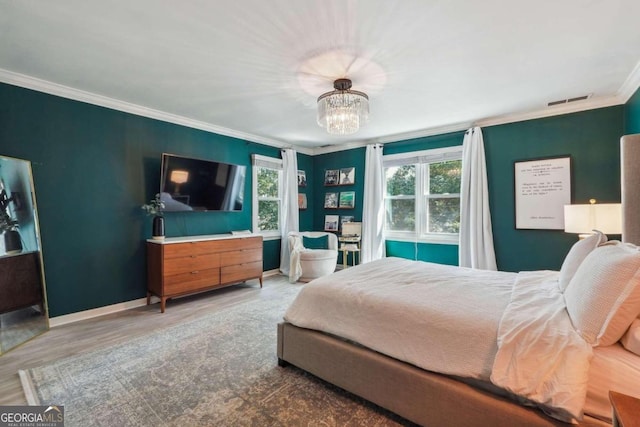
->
[{"left": 564, "top": 199, "right": 622, "bottom": 239}]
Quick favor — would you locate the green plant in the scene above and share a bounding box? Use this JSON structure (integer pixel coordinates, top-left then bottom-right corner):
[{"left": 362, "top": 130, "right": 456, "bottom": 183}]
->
[{"left": 141, "top": 193, "right": 165, "bottom": 216}]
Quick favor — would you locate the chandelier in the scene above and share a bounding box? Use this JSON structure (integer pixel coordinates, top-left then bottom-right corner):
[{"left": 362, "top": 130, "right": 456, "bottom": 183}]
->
[{"left": 317, "top": 78, "right": 369, "bottom": 135}]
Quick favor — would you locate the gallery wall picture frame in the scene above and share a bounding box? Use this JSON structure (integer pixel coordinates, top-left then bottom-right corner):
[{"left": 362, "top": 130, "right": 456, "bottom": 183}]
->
[
  {"left": 298, "top": 193, "right": 307, "bottom": 210},
  {"left": 339, "top": 167, "right": 355, "bottom": 185},
  {"left": 324, "top": 214, "right": 339, "bottom": 231},
  {"left": 514, "top": 155, "right": 572, "bottom": 230},
  {"left": 324, "top": 169, "right": 339, "bottom": 186},
  {"left": 339, "top": 191, "right": 355, "bottom": 209},
  {"left": 297, "top": 170, "right": 306, "bottom": 187},
  {"left": 324, "top": 192, "right": 338, "bottom": 209}
]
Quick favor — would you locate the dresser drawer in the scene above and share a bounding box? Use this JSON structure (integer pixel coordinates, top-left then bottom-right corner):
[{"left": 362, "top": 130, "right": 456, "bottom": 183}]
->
[
  {"left": 163, "top": 253, "right": 220, "bottom": 276},
  {"left": 221, "top": 261, "right": 262, "bottom": 284},
  {"left": 222, "top": 248, "right": 262, "bottom": 266},
  {"left": 163, "top": 240, "right": 228, "bottom": 258},
  {"left": 164, "top": 268, "right": 220, "bottom": 294},
  {"left": 220, "top": 236, "right": 262, "bottom": 251}
]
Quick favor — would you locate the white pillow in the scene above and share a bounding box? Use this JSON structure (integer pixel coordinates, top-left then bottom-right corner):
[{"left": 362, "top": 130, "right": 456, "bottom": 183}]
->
[
  {"left": 564, "top": 241, "right": 640, "bottom": 346},
  {"left": 621, "top": 319, "right": 640, "bottom": 356},
  {"left": 558, "top": 231, "right": 608, "bottom": 292}
]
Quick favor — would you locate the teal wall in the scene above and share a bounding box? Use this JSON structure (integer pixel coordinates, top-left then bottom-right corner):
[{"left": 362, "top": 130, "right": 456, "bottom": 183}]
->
[
  {"left": 0, "top": 80, "right": 634, "bottom": 315},
  {"left": 625, "top": 87, "right": 640, "bottom": 134},
  {"left": 312, "top": 147, "right": 365, "bottom": 264},
  {"left": 297, "top": 154, "right": 315, "bottom": 232},
  {"left": 314, "top": 108, "right": 625, "bottom": 271},
  {"left": 484, "top": 107, "right": 623, "bottom": 271},
  {"left": 0, "top": 82, "right": 310, "bottom": 316}
]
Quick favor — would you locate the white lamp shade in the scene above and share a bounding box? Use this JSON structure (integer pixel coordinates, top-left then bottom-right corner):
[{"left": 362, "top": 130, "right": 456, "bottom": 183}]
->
[
  {"left": 170, "top": 170, "right": 189, "bottom": 184},
  {"left": 564, "top": 203, "right": 622, "bottom": 234}
]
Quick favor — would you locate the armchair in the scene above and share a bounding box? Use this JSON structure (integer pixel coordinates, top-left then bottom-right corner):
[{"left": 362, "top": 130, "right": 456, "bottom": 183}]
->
[{"left": 288, "top": 231, "right": 338, "bottom": 282}]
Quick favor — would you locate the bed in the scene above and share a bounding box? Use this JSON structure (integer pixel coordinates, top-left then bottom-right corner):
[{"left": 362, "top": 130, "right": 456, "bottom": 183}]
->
[{"left": 276, "top": 134, "right": 640, "bottom": 426}]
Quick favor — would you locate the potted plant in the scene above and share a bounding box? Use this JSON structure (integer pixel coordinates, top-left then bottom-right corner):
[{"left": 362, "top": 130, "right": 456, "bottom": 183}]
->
[{"left": 141, "top": 193, "right": 166, "bottom": 240}]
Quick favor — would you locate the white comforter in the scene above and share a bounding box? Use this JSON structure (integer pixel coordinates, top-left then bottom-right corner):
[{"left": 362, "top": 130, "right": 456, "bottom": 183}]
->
[{"left": 283, "top": 257, "right": 592, "bottom": 423}]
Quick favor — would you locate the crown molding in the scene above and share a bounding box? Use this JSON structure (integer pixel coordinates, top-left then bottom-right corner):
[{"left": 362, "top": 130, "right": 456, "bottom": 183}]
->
[
  {"left": 0, "top": 69, "right": 315, "bottom": 156},
  {"left": 2, "top": 66, "right": 638, "bottom": 158},
  {"left": 617, "top": 60, "right": 640, "bottom": 103},
  {"left": 475, "top": 95, "right": 622, "bottom": 128}
]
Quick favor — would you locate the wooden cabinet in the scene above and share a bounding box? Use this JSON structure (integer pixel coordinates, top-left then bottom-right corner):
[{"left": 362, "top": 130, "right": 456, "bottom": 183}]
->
[
  {"left": 146, "top": 234, "right": 263, "bottom": 312},
  {"left": 610, "top": 391, "right": 640, "bottom": 427},
  {"left": 0, "top": 252, "right": 44, "bottom": 314}
]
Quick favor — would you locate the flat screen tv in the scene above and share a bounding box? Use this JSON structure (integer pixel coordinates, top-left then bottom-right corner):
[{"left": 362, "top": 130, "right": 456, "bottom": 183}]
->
[{"left": 160, "top": 153, "right": 246, "bottom": 212}]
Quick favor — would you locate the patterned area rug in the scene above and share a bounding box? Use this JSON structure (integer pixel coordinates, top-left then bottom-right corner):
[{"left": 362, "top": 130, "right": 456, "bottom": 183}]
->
[{"left": 19, "top": 284, "right": 414, "bottom": 427}]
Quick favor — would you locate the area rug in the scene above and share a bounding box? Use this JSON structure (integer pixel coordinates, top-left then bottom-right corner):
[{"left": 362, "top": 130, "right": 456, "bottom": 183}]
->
[{"left": 19, "top": 285, "right": 413, "bottom": 427}]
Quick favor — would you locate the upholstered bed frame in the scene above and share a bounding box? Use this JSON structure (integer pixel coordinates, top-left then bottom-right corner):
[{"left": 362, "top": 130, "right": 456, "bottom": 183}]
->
[{"left": 277, "top": 134, "right": 640, "bottom": 426}]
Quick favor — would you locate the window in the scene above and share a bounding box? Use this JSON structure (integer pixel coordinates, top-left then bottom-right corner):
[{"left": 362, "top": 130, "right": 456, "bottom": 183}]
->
[
  {"left": 251, "top": 154, "right": 282, "bottom": 238},
  {"left": 383, "top": 146, "right": 462, "bottom": 243}
]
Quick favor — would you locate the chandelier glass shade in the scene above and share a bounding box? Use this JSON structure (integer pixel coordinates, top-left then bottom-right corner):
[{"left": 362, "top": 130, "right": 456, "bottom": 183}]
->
[{"left": 317, "top": 79, "right": 369, "bottom": 135}]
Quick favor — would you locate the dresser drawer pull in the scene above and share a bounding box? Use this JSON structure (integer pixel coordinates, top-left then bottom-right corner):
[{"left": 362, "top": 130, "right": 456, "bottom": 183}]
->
[
  {"left": 190, "top": 255, "right": 197, "bottom": 258},
  {"left": 191, "top": 271, "right": 199, "bottom": 274}
]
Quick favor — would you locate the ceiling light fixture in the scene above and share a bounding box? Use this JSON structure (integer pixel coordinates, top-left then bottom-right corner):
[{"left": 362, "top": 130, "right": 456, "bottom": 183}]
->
[{"left": 317, "top": 78, "right": 369, "bottom": 136}]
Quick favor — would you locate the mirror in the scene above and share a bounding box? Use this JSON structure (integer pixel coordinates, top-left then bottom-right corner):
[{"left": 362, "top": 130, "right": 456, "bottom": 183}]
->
[{"left": 0, "top": 155, "right": 49, "bottom": 354}]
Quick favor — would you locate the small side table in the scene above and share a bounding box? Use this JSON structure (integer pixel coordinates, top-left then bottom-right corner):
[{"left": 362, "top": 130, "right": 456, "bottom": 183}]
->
[
  {"left": 610, "top": 391, "right": 640, "bottom": 427},
  {"left": 339, "top": 236, "right": 361, "bottom": 268}
]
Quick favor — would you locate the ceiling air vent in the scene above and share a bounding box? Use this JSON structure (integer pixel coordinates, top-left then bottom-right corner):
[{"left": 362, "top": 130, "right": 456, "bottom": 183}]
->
[{"left": 547, "top": 94, "right": 592, "bottom": 107}]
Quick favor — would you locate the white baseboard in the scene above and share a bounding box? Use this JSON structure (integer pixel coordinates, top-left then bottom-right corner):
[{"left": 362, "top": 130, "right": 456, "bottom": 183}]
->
[
  {"left": 49, "top": 271, "right": 282, "bottom": 328},
  {"left": 49, "top": 297, "right": 159, "bottom": 328}
]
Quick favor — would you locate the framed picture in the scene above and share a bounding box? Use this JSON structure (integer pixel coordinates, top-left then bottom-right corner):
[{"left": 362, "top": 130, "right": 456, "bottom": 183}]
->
[
  {"left": 339, "top": 167, "right": 355, "bottom": 185},
  {"left": 298, "top": 193, "right": 307, "bottom": 210},
  {"left": 324, "top": 192, "right": 338, "bottom": 209},
  {"left": 324, "top": 169, "right": 339, "bottom": 186},
  {"left": 514, "top": 156, "right": 571, "bottom": 230},
  {"left": 324, "top": 214, "right": 339, "bottom": 231},
  {"left": 339, "top": 191, "right": 355, "bottom": 209},
  {"left": 297, "top": 170, "right": 307, "bottom": 187}
]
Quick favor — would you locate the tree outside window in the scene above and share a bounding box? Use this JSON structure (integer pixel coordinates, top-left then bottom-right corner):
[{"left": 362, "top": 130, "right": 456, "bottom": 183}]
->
[
  {"left": 384, "top": 148, "right": 462, "bottom": 242},
  {"left": 256, "top": 166, "right": 280, "bottom": 231}
]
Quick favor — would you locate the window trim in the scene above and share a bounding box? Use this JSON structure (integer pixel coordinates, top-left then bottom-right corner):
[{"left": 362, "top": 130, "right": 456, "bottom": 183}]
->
[
  {"left": 383, "top": 146, "right": 462, "bottom": 245},
  {"left": 251, "top": 154, "right": 282, "bottom": 239}
]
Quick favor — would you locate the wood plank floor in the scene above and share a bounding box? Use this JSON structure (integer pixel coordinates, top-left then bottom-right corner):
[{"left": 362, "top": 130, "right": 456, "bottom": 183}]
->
[{"left": 0, "top": 274, "right": 297, "bottom": 405}]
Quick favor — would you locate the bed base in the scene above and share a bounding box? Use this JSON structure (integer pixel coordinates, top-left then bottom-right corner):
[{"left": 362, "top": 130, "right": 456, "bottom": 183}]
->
[{"left": 277, "top": 322, "right": 608, "bottom": 427}]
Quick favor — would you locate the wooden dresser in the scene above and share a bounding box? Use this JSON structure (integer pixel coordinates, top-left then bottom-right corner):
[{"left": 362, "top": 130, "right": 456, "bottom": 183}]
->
[{"left": 146, "top": 234, "right": 263, "bottom": 312}]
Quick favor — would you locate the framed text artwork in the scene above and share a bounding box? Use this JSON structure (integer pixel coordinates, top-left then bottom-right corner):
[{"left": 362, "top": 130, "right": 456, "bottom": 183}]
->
[{"left": 514, "top": 156, "right": 571, "bottom": 230}]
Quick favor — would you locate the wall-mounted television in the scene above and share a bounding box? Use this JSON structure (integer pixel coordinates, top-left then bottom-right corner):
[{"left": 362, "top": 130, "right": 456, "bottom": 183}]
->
[{"left": 160, "top": 153, "right": 246, "bottom": 212}]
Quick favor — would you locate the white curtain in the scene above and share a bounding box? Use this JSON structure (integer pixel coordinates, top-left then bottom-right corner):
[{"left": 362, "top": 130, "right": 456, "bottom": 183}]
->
[
  {"left": 279, "top": 149, "right": 299, "bottom": 274},
  {"left": 361, "top": 144, "right": 385, "bottom": 263},
  {"left": 459, "top": 127, "right": 497, "bottom": 270}
]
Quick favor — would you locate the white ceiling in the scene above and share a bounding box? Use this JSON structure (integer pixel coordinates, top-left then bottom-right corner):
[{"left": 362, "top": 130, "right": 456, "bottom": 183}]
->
[{"left": 1, "top": 0, "right": 640, "bottom": 153}]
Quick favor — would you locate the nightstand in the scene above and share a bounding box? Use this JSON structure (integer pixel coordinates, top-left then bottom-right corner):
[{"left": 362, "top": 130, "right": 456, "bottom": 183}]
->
[
  {"left": 609, "top": 391, "right": 640, "bottom": 427},
  {"left": 339, "top": 222, "right": 362, "bottom": 268}
]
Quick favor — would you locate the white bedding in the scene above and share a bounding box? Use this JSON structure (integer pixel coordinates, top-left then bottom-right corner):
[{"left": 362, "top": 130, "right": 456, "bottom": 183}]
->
[
  {"left": 284, "top": 257, "right": 515, "bottom": 380},
  {"left": 283, "top": 257, "right": 592, "bottom": 423}
]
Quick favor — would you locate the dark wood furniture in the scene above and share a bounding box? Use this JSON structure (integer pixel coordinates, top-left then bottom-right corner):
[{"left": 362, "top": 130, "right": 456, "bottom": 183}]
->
[
  {"left": 146, "top": 234, "right": 263, "bottom": 313},
  {"left": 610, "top": 391, "right": 640, "bottom": 427},
  {"left": 0, "top": 252, "right": 44, "bottom": 314}
]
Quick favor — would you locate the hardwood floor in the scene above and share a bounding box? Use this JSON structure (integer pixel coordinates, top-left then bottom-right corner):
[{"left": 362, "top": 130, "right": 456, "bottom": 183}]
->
[{"left": 0, "top": 274, "right": 296, "bottom": 405}]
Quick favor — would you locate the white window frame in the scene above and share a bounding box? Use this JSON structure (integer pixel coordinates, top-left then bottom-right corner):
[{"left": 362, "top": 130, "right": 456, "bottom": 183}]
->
[
  {"left": 383, "top": 146, "right": 462, "bottom": 245},
  {"left": 251, "top": 154, "right": 282, "bottom": 240}
]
